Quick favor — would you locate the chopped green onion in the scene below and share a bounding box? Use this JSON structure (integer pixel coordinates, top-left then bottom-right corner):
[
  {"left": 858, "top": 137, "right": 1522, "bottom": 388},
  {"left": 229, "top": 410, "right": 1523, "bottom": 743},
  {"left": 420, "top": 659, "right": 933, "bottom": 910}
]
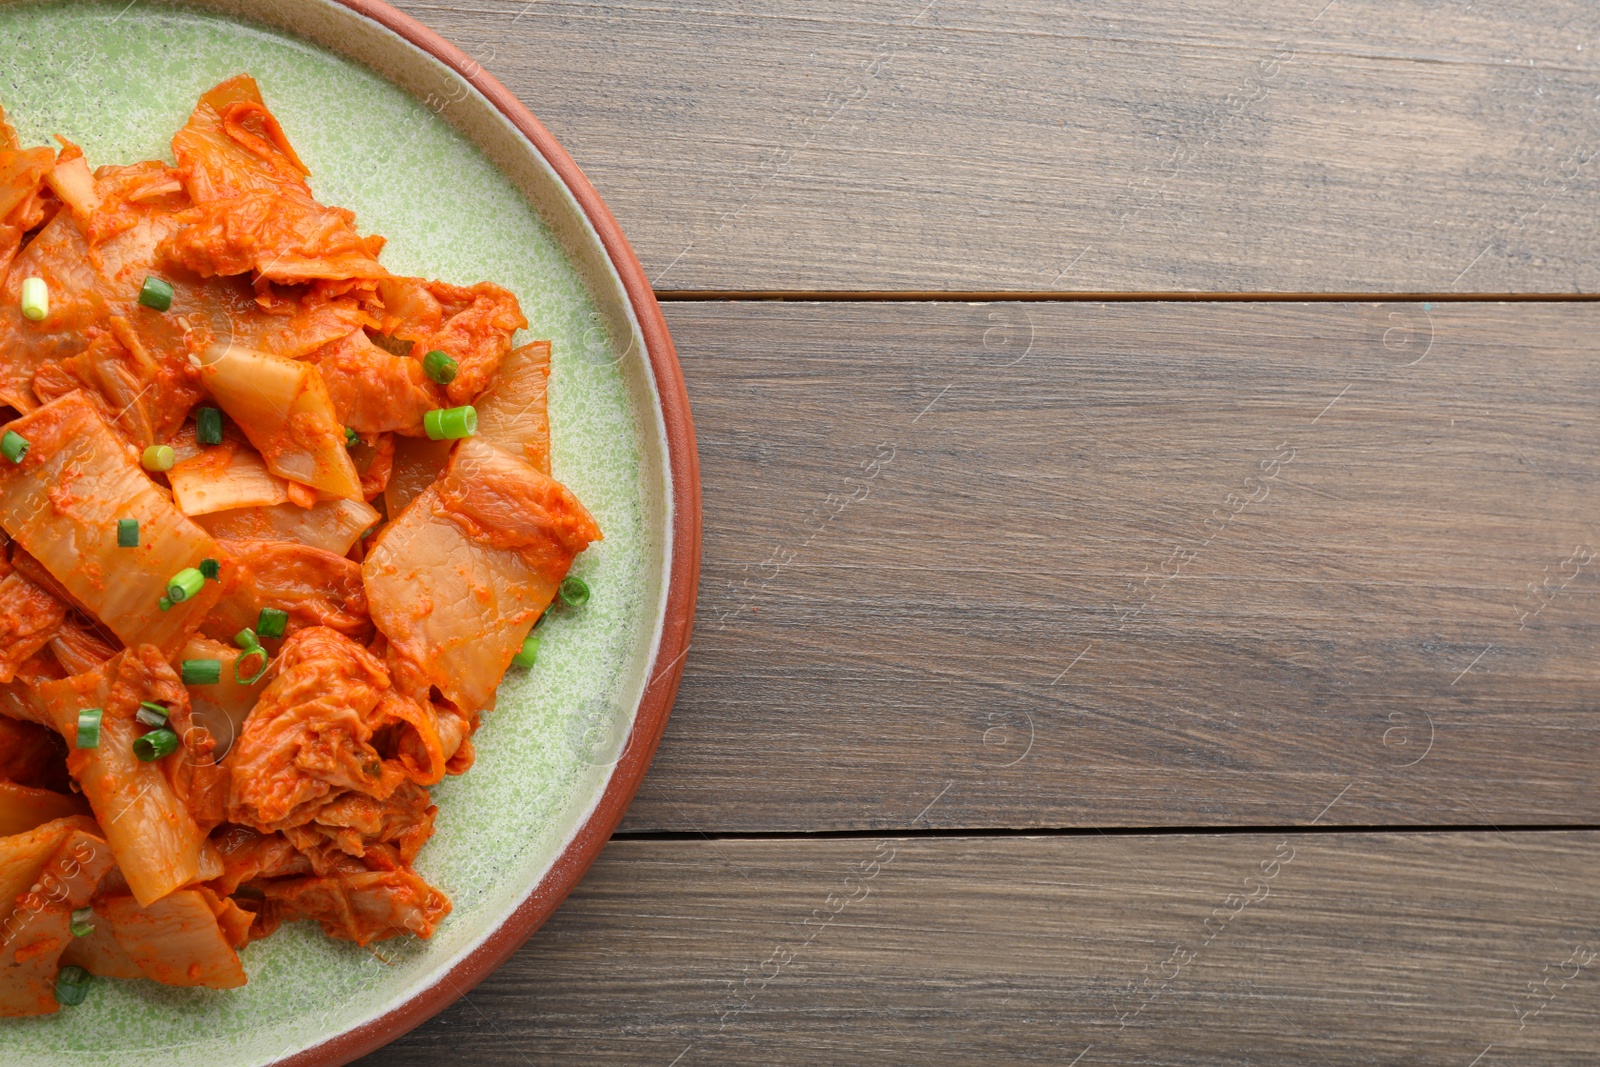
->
[
  {"left": 116, "top": 518, "right": 139, "bottom": 548},
  {"left": 558, "top": 576, "right": 591, "bottom": 608},
  {"left": 135, "top": 701, "right": 169, "bottom": 728},
  {"left": 181, "top": 659, "right": 221, "bottom": 686},
  {"left": 344, "top": 426, "right": 359, "bottom": 448},
  {"left": 234, "top": 627, "right": 260, "bottom": 651},
  {"left": 257, "top": 606, "right": 288, "bottom": 639},
  {"left": 141, "top": 444, "right": 175, "bottom": 472},
  {"left": 137, "top": 276, "right": 174, "bottom": 312},
  {"left": 511, "top": 633, "right": 539, "bottom": 669},
  {"left": 20, "top": 277, "right": 47, "bottom": 322},
  {"left": 75, "top": 708, "right": 102, "bottom": 749},
  {"left": 196, "top": 407, "right": 223, "bottom": 445},
  {"left": 0, "top": 431, "right": 28, "bottom": 464},
  {"left": 235, "top": 646, "right": 269, "bottom": 685},
  {"left": 423, "top": 350, "right": 458, "bottom": 385},
  {"left": 158, "top": 595, "right": 172, "bottom": 613},
  {"left": 69, "top": 908, "right": 94, "bottom": 938},
  {"left": 200, "top": 557, "right": 220, "bottom": 580},
  {"left": 423, "top": 405, "right": 477, "bottom": 441},
  {"left": 132, "top": 728, "right": 178, "bottom": 762},
  {"left": 166, "top": 567, "right": 204, "bottom": 603},
  {"left": 53, "top": 965, "right": 90, "bottom": 1006}
]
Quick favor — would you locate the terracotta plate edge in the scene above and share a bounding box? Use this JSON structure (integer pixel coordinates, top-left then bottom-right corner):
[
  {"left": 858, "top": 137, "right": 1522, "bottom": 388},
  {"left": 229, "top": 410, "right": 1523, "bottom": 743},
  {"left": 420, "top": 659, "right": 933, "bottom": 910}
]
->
[{"left": 273, "top": 2, "right": 701, "bottom": 1064}]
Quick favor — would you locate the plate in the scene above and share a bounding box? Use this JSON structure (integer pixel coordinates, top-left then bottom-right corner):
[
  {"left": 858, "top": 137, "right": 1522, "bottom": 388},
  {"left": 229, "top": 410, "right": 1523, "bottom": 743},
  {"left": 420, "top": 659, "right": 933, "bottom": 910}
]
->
[{"left": 0, "top": 1, "right": 699, "bottom": 1064}]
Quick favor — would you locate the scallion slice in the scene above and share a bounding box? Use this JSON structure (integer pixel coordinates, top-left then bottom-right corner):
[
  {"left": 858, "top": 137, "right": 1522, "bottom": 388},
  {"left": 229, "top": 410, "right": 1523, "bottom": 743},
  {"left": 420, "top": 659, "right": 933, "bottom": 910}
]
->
[
  {"left": 75, "top": 708, "right": 102, "bottom": 749},
  {"left": 181, "top": 659, "right": 221, "bottom": 686},
  {"left": 132, "top": 728, "right": 178, "bottom": 762},
  {"left": 116, "top": 518, "right": 139, "bottom": 548},
  {"left": 20, "top": 277, "right": 47, "bottom": 322},
  {"left": 511, "top": 633, "right": 539, "bottom": 669},
  {"left": 423, "top": 350, "right": 458, "bottom": 385},
  {"left": 235, "top": 646, "right": 270, "bottom": 685},
  {"left": 196, "top": 407, "right": 223, "bottom": 445},
  {"left": 135, "top": 701, "right": 169, "bottom": 728},
  {"left": 166, "top": 567, "right": 204, "bottom": 603},
  {"left": 257, "top": 606, "right": 288, "bottom": 639},
  {"left": 158, "top": 595, "right": 172, "bottom": 613},
  {"left": 344, "top": 426, "right": 359, "bottom": 448},
  {"left": 423, "top": 405, "right": 477, "bottom": 441},
  {"left": 137, "top": 276, "right": 174, "bottom": 312},
  {"left": 200, "top": 557, "right": 220, "bottom": 580},
  {"left": 558, "top": 576, "right": 591, "bottom": 607},
  {"left": 141, "top": 444, "right": 176, "bottom": 472},
  {"left": 0, "top": 430, "right": 28, "bottom": 464},
  {"left": 69, "top": 908, "right": 94, "bottom": 939},
  {"left": 53, "top": 965, "right": 90, "bottom": 1006}
]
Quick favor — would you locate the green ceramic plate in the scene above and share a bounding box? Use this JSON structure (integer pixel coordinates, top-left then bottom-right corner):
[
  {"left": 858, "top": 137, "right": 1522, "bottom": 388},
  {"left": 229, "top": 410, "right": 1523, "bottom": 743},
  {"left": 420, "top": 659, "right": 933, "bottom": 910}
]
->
[{"left": 0, "top": 2, "right": 697, "bottom": 1064}]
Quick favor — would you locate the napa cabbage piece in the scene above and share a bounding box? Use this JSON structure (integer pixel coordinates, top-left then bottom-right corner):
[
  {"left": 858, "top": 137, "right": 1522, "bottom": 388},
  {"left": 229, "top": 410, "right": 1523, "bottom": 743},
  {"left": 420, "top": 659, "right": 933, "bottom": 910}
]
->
[
  {"left": 44, "top": 150, "right": 96, "bottom": 224},
  {"left": 0, "top": 168, "right": 362, "bottom": 422},
  {"left": 0, "top": 211, "right": 103, "bottom": 414},
  {"left": 0, "top": 147, "right": 52, "bottom": 227},
  {"left": 374, "top": 276, "right": 526, "bottom": 406},
  {"left": 474, "top": 340, "right": 551, "bottom": 473},
  {"left": 375, "top": 651, "right": 468, "bottom": 787},
  {"left": 47, "top": 620, "right": 116, "bottom": 677},
  {"left": 0, "top": 815, "right": 97, "bottom": 925},
  {"left": 0, "top": 125, "right": 54, "bottom": 274},
  {"left": 57, "top": 916, "right": 143, "bottom": 980},
  {"left": 363, "top": 437, "right": 600, "bottom": 714},
  {"left": 0, "top": 570, "right": 66, "bottom": 684},
  {"left": 0, "top": 783, "right": 88, "bottom": 837},
  {"left": 1, "top": 150, "right": 203, "bottom": 429},
  {"left": 227, "top": 627, "right": 404, "bottom": 833},
  {"left": 37, "top": 648, "right": 206, "bottom": 906},
  {"left": 181, "top": 634, "right": 262, "bottom": 760},
  {"left": 168, "top": 432, "right": 289, "bottom": 516},
  {"left": 204, "top": 825, "right": 311, "bottom": 898},
  {"left": 99, "top": 889, "right": 247, "bottom": 989},
  {"left": 30, "top": 322, "right": 200, "bottom": 451},
  {"left": 266, "top": 862, "right": 450, "bottom": 945},
  {"left": 204, "top": 539, "right": 370, "bottom": 644},
  {"left": 0, "top": 656, "right": 57, "bottom": 730},
  {"left": 161, "top": 74, "right": 386, "bottom": 284},
  {"left": 200, "top": 344, "right": 363, "bottom": 500},
  {"left": 0, "top": 824, "right": 114, "bottom": 1016},
  {"left": 195, "top": 496, "right": 378, "bottom": 557},
  {"left": 307, "top": 329, "right": 442, "bottom": 436},
  {"left": 279, "top": 779, "right": 436, "bottom": 863},
  {"left": 0, "top": 393, "right": 223, "bottom": 652}
]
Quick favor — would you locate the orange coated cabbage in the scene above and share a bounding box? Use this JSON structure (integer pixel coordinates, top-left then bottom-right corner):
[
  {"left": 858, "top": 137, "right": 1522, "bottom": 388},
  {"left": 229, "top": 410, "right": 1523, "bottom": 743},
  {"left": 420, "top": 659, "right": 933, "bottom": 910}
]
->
[{"left": 0, "top": 74, "right": 598, "bottom": 1012}]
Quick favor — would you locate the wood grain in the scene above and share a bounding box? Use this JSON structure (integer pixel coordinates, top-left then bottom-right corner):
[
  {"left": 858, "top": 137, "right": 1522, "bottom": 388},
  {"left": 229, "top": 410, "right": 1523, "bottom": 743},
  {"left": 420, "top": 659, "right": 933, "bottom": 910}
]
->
[
  {"left": 359, "top": 831, "right": 1600, "bottom": 1065},
  {"left": 326, "top": 7, "right": 1600, "bottom": 1061},
  {"left": 616, "top": 300, "right": 1600, "bottom": 832},
  {"left": 389, "top": 0, "right": 1600, "bottom": 293}
]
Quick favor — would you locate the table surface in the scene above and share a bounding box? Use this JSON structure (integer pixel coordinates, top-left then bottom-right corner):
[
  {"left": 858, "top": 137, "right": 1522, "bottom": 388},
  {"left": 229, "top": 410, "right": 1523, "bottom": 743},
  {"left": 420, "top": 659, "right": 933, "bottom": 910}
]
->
[{"left": 362, "top": 2, "right": 1600, "bottom": 1063}]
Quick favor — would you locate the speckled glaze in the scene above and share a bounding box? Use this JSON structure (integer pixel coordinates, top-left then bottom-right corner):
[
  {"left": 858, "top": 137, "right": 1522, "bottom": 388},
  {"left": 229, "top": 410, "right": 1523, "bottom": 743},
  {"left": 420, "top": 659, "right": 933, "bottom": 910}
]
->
[{"left": 0, "top": 2, "right": 694, "bottom": 1064}]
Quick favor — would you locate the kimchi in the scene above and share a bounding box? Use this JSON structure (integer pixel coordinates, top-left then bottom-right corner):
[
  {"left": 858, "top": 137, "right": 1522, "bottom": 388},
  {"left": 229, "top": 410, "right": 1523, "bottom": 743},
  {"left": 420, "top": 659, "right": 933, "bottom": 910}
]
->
[{"left": 0, "top": 75, "right": 599, "bottom": 1014}]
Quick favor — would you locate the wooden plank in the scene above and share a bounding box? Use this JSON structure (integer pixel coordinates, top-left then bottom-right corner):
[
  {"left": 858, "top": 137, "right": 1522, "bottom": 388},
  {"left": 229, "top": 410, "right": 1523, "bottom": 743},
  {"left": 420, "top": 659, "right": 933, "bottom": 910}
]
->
[
  {"left": 391, "top": 0, "right": 1600, "bottom": 293},
  {"left": 360, "top": 831, "right": 1600, "bottom": 1064},
  {"left": 617, "top": 300, "right": 1600, "bottom": 832}
]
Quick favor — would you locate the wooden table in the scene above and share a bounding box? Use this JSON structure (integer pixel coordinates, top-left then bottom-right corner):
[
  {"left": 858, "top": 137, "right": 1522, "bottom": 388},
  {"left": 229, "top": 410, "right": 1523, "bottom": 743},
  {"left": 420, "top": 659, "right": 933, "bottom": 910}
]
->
[{"left": 365, "top": 2, "right": 1600, "bottom": 1062}]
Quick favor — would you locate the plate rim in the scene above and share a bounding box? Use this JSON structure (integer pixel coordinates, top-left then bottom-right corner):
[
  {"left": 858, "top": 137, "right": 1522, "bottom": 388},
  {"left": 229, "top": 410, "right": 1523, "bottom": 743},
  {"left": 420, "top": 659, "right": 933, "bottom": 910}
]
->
[{"left": 253, "top": 2, "right": 703, "bottom": 1063}]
